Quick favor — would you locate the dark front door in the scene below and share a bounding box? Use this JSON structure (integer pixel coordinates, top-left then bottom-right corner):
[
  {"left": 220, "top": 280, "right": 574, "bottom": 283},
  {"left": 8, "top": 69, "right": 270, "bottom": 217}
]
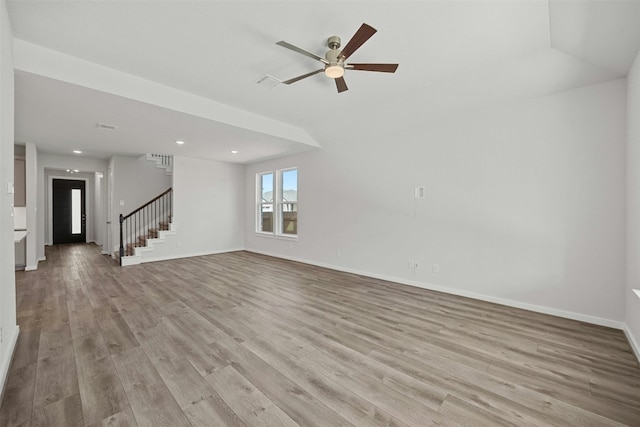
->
[{"left": 53, "top": 179, "right": 86, "bottom": 244}]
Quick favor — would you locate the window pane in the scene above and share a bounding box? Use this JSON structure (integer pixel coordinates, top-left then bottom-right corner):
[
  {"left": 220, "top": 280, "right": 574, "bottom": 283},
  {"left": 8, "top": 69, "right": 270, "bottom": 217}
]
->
[
  {"left": 261, "top": 173, "right": 273, "bottom": 203},
  {"left": 280, "top": 169, "right": 297, "bottom": 235},
  {"left": 71, "top": 189, "right": 81, "bottom": 234},
  {"left": 281, "top": 169, "right": 297, "bottom": 202},
  {"left": 281, "top": 202, "right": 297, "bottom": 235},
  {"left": 260, "top": 204, "right": 273, "bottom": 232}
]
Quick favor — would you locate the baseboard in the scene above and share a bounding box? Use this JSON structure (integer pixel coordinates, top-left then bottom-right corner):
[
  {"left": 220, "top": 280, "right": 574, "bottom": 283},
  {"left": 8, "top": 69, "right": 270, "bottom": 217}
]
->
[
  {"left": 246, "top": 249, "right": 624, "bottom": 330},
  {"left": 0, "top": 325, "right": 19, "bottom": 404},
  {"left": 24, "top": 262, "right": 38, "bottom": 271},
  {"left": 624, "top": 325, "right": 640, "bottom": 364}
]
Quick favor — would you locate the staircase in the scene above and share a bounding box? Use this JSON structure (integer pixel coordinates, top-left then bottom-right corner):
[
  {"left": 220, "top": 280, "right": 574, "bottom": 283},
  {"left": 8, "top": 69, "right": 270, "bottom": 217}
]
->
[
  {"left": 146, "top": 153, "right": 173, "bottom": 174},
  {"left": 119, "top": 188, "right": 176, "bottom": 266}
]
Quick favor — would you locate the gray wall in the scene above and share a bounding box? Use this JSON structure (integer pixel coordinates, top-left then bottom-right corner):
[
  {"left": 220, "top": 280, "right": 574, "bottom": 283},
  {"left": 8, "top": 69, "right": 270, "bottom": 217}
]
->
[
  {"left": 109, "top": 155, "right": 172, "bottom": 253},
  {"left": 246, "top": 78, "right": 627, "bottom": 327},
  {"left": 626, "top": 48, "right": 640, "bottom": 358},
  {"left": 0, "top": 0, "right": 18, "bottom": 396}
]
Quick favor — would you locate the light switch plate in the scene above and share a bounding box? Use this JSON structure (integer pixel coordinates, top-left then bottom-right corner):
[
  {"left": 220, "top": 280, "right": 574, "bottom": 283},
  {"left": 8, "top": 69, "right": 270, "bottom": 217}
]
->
[{"left": 7, "top": 182, "right": 14, "bottom": 194}]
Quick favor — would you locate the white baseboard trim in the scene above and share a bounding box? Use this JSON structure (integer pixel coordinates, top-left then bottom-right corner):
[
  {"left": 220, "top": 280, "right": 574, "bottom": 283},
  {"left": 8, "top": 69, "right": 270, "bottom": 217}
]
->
[
  {"left": 0, "top": 325, "right": 19, "bottom": 403},
  {"left": 24, "top": 262, "right": 38, "bottom": 271},
  {"left": 624, "top": 325, "right": 640, "bottom": 363},
  {"left": 246, "top": 249, "right": 624, "bottom": 330}
]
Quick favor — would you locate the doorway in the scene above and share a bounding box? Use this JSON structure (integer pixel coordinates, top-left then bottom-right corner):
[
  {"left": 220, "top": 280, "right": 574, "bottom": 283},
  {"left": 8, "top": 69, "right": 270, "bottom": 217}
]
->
[{"left": 52, "top": 179, "right": 86, "bottom": 244}]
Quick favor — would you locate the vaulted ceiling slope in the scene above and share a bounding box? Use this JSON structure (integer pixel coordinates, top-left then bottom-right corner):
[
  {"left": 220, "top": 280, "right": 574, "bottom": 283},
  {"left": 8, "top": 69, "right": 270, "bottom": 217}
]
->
[{"left": 7, "top": 1, "right": 640, "bottom": 162}]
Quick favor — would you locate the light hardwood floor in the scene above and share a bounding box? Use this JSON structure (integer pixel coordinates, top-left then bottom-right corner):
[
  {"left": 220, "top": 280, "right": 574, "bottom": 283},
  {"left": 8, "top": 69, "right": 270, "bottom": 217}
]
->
[{"left": 1, "top": 243, "right": 639, "bottom": 426}]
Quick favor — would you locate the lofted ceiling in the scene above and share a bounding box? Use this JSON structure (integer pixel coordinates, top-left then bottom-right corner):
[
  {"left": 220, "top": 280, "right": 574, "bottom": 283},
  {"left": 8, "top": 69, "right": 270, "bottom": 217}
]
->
[{"left": 6, "top": 0, "right": 640, "bottom": 163}]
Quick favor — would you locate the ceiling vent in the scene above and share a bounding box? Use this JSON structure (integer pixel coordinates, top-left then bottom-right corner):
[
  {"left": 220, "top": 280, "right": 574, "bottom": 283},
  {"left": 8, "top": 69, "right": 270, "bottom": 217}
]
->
[
  {"left": 96, "top": 122, "right": 116, "bottom": 130},
  {"left": 256, "top": 75, "right": 281, "bottom": 89}
]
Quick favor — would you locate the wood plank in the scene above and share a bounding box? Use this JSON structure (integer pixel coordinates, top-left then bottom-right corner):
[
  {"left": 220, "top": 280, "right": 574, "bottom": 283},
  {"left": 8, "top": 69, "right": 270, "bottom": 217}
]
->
[
  {"left": 75, "top": 352, "right": 128, "bottom": 425},
  {"left": 205, "top": 365, "right": 298, "bottom": 426},
  {"left": 209, "top": 337, "right": 354, "bottom": 427},
  {"left": 92, "top": 406, "right": 138, "bottom": 427},
  {"left": 31, "top": 393, "right": 84, "bottom": 427},
  {"left": 0, "top": 363, "right": 37, "bottom": 427},
  {"left": 95, "top": 311, "right": 140, "bottom": 354},
  {"left": 3, "top": 244, "right": 640, "bottom": 426},
  {"left": 111, "top": 347, "right": 191, "bottom": 427},
  {"left": 183, "top": 394, "right": 247, "bottom": 427},
  {"left": 33, "top": 341, "right": 79, "bottom": 408},
  {"left": 149, "top": 355, "right": 215, "bottom": 409}
]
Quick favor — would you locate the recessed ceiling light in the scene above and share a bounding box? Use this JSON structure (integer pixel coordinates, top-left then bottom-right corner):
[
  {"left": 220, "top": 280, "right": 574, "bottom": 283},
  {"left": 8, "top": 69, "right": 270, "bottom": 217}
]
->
[
  {"left": 73, "top": 170, "right": 79, "bottom": 173},
  {"left": 66, "top": 169, "right": 70, "bottom": 172},
  {"left": 231, "top": 150, "right": 238, "bottom": 154},
  {"left": 73, "top": 150, "right": 82, "bottom": 154},
  {"left": 175, "top": 140, "right": 185, "bottom": 145}
]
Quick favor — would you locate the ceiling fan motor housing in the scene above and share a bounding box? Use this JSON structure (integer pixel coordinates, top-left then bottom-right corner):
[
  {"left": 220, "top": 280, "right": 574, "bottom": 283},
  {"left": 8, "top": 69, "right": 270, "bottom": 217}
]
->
[{"left": 327, "top": 35, "right": 341, "bottom": 50}]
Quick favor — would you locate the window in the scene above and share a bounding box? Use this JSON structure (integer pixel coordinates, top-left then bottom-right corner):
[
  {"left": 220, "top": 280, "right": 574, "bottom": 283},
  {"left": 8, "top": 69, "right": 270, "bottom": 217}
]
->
[
  {"left": 71, "top": 189, "right": 82, "bottom": 234},
  {"left": 257, "top": 168, "right": 297, "bottom": 237},
  {"left": 258, "top": 172, "right": 274, "bottom": 233}
]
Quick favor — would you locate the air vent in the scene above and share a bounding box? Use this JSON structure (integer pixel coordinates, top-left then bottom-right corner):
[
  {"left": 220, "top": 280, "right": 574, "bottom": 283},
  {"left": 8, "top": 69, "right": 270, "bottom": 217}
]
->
[
  {"left": 256, "top": 75, "right": 281, "bottom": 89},
  {"left": 96, "top": 122, "right": 116, "bottom": 131}
]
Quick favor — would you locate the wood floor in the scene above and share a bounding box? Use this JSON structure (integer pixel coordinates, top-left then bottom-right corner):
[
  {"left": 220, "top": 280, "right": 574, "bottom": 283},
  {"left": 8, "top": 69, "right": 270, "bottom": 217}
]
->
[{"left": 1, "top": 244, "right": 639, "bottom": 426}]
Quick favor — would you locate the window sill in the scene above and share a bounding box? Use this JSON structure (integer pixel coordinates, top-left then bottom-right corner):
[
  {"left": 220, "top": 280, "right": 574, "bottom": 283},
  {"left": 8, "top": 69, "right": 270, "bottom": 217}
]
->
[{"left": 254, "top": 232, "right": 298, "bottom": 242}]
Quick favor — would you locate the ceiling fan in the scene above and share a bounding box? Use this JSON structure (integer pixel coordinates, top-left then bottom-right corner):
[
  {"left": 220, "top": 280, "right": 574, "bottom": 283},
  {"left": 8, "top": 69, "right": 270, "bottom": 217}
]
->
[{"left": 276, "top": 23, "right": 399, "bottom": 93}]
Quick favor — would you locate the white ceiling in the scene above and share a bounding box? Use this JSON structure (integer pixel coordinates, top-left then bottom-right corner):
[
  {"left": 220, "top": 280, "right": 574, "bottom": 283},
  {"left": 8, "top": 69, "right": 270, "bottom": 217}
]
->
[{"left": 7, "top": 0, "right": 640, "bottom": 163}]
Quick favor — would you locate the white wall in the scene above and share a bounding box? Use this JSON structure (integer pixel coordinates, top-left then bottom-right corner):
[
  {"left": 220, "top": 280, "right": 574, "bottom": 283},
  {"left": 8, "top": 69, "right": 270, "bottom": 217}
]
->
[
  {"left": 36, "top": 153, "right": 107, "bottom": 261},
  {"left": 246, "top": 79, "right": 627, "bottom": 327},
  {"left": 172, "top": 156, "right": 244, "bottom": 258},
  {"left": 626, "top": 50, "right": 640, "bottom": 358},
  {"left": 109, "top": 155, "right": 172, "bottom": 253},
  {"left": 94, "top": 171, "right": 104, "bottom": 248},
  {"left": 0, "top": 0, "right": 18, "bottom": 397},
  {"left": 25, "top": 142, "right": 37, "bottom": 270}
]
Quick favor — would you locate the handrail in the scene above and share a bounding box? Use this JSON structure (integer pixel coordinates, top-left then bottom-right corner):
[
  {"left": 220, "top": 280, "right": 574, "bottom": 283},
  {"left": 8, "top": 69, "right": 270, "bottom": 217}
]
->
[
  {"left": 119, "top": 187, "right": 172, "bottom": 265},
  {"left": 122, "top": 187, "right": 172, "bottom": 220}
]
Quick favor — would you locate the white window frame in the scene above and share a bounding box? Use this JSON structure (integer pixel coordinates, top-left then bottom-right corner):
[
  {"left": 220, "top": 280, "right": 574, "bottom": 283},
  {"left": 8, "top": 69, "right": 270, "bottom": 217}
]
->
[{"left": 256, "top": 167, "right": 297, "bottom": 239}]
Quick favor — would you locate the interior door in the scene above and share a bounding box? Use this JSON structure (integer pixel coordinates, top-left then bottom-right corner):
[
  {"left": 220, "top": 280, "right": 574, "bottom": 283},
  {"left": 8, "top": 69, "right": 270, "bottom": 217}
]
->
[{"left": 53, "top": 179, "right": 86, "bottom": 244}]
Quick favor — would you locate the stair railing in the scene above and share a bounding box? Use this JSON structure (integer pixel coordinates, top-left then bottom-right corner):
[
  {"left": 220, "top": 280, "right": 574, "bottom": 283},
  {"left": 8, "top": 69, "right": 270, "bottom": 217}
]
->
[
  {"left": 119, "top": 188, "right": 172, "bottom": 265},
  {"left": 149, "top": 154, "right": 173, "bottom": 171}
]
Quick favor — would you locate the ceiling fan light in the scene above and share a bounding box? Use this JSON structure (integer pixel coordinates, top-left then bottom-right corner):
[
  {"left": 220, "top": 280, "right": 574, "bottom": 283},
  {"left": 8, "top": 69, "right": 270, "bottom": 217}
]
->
[{"left": 325, "top": 64, "right": 344, "bottom": 79}]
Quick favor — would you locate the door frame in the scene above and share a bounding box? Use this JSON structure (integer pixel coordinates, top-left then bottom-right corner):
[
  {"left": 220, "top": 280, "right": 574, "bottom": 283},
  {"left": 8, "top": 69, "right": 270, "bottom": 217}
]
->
[{"left": 48, "top": 175, "right": 90, "bottom": 246}]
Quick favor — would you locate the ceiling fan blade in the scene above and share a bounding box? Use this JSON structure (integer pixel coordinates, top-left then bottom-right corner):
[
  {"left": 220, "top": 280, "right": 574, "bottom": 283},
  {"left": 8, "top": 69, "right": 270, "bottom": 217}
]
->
[
  {"left": 281, "top": 69, "right": 324, "bottom": 85},
  {"left": 276, "top": 41, "right": 328, "bottom": 64},
  {"left": 335, "top": 76, "right": 348, "bottom": 93},
  {"left": 347, "top": 63, "right": 399, "bottom": 73},
  {"left": 339, "top": 23, "right": 377, "bottom": 61}
]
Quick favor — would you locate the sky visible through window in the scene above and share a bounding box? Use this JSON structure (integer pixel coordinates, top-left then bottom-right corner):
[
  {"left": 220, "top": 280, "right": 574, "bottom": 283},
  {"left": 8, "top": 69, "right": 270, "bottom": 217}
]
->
[
  {"left": 282, "top": 169, "right": 297, "bottom": 192},
  {"left": 262, "top": 170, "right": 297, "bottom": 201}
]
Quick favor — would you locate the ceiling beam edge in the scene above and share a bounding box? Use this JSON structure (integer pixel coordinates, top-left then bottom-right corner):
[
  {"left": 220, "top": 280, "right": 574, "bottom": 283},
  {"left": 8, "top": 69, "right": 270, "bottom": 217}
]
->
[{"left": 12, "top": 38, "right": 320, "bottom": 149}]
